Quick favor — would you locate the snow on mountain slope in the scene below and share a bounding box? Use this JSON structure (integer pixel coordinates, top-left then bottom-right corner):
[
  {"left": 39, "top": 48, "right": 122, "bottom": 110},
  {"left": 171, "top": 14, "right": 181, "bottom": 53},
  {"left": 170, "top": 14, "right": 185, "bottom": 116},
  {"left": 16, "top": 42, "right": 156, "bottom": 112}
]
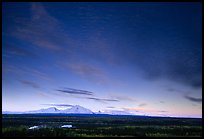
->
[
  {"left": 61, "top": 105, "right": 93, "bottom": 114},
  {"left": 20, "top": 105, "right": 94, "bottom": 114},
  {"left": 2, "top": 105, "right": 134, "bottom": 115}
]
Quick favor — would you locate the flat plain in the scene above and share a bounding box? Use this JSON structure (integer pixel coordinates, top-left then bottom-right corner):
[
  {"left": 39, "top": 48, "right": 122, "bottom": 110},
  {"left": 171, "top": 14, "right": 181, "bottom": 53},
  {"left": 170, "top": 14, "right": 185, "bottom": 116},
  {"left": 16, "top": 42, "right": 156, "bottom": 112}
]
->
[{"left": 2, "top": 114, "right": 202, "bottom": 137}]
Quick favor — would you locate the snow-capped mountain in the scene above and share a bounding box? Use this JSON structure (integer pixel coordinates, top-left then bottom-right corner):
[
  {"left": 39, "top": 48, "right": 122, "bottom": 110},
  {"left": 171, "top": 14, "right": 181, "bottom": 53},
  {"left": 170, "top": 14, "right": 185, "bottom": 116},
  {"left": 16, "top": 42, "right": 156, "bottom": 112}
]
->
[
  {"left": 2, "top": 105, "right": 94, "bottom": 114},
  {"left": 61, "top": 105, "right": 93, "bottom": 114},
  {"left": 2, "top": 105, "right": 134, "bottom": 115}
]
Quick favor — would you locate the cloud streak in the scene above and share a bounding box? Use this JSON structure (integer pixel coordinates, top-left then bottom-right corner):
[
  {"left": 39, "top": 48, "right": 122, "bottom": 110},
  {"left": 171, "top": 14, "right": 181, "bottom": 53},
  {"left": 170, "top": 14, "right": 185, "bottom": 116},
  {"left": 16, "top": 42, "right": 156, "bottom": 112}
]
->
[
  {"left": 107, "top": 106, "right": 115, "bottom": 108},
  {"left": 157, "top": 110, "right": 168, "bottom": 113},
  {"left": 3, "top": 42, "right": 36, "bottom": 58},
  {"left": 138, "top": 103, "right": 147, "bottom": 107},
  {"left": 86, "top": 97, "right": 119, "bottom": 102},
  {"left": 11, "top": 2, "right": 72, "bottom": 51},
  {"left": 65, "top": 63, "right": 108, "bottom": 84},
  {"left": 127, "top": 31, "right": 202, "bottom": 90},
  {"left": 20, "top": 80, "right": 40, "bottom": 89},
  {"left": 55, "top": 87, "right": 119, "bottom": 103},
  {"left": 3, "top": 65, "right": 52, "bottom": 82},
  {"left": 184, "top": 95, "right": 202, "bottom": 103},
  {"left": 56, "top": 88, "right": 94, "bottom": 96},
  {"left": 30, "top": 69, "right": 52, "bottom": 81},
  {"left": 41, "top": 104, "right": 73, "bottom": 107},
  {"left": 111, "top": 95, "right": 137, "bottom": 102}
]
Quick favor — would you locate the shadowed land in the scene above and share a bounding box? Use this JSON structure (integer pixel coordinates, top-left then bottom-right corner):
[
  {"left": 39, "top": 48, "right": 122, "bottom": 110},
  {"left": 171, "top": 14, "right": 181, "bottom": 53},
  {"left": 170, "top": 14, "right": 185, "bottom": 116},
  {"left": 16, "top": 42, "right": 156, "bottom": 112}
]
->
[{"left": 2, "top": 114, "right": 202, "bottom": 137}]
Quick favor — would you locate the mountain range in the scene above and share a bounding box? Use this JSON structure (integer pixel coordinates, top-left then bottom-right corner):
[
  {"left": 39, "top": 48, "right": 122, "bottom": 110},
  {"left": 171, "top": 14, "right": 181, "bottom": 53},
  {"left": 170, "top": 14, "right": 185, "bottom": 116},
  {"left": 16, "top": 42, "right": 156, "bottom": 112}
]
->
[{"left": 2, "top": 105, "right": 133, "bottom": 115}]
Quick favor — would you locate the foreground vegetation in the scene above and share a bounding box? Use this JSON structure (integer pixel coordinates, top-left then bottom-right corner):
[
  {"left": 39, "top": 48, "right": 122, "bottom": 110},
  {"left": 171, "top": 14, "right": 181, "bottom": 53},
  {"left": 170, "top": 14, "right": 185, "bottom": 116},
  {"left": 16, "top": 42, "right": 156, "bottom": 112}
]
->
[{"left": 2, "top": 114, "right": 202, "bottom": 137}]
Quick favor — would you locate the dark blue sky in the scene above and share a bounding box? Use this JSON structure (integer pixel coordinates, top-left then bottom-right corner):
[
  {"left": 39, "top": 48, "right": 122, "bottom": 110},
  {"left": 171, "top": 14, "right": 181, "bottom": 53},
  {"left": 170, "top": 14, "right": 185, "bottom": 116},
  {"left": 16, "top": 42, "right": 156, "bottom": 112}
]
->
[{"left": 2, "top": 2, "right": 202, "bottom": 117}]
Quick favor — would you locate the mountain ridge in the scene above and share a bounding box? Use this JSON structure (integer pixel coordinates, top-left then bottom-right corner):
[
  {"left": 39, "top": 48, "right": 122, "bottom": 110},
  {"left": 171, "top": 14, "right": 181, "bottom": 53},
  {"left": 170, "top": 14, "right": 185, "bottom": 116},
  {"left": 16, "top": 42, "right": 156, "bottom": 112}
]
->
[{"left": 2, "top": 105, "right": 132, "bottom": 115}]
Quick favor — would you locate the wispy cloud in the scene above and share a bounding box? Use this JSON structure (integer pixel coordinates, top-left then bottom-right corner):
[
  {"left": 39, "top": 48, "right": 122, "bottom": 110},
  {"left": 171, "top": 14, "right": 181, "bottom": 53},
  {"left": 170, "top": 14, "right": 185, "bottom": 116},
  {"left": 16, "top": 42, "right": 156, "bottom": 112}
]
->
[
  {"left": 122, "top": 107, "right": 153, "bottom": 112},
  {"left": 184, "top": 95, "right": 202, "bottom": 103},
  {"left": 157, "top": 110, "right": 168, "bottom": 113},
  {"left": 3, "top": 42, "right": 36, "bottom": 58},
  {"left": 159, "top": 101, "right": 165, "bottom": 103},
  {"left": 30, "top": 69, "right": 52, "bottom": 81},
  {"left": 111, "top": 95, "right": 137, "bottom": 102},
  {"left": 131, "top": 40, "right": 202, "bottom": 89},
  {"left": 86, "top": 97, "right": 119, "bottom": 102},
  {"left": 3, "top": 65, "right": 52, "bottom": 82},
  {"left": 166, "top": 88, "right": 186, "bottom": 93},
  {"left": 55, "top": 87, "right": 119, "bottom": 103},
  {"left": 36, "top": 91, "right": 58, "bottom": 100},
  {"left": 166, "top": 88, "right": 178, "bottom": 92},
  {"left": 56, "top": 88, "right": 94, "bottom": 96},
  {"left": 81, "top": 35, "right": 119, "bottom": 66},
  {"left": 106, "top": 106, "right": 115, "bottom": 108},
  {"left": 20, "top": 80, "right": 40, "bottom": 89},
  {"left": 65, "top": 63, "right": 108, "bottom": 84},
  {"left": 11, "top": 2, "right": 70, "bottom": 51},
  {"left": 9, "top": 2, "right": 120, "bottom": 75},
  {"left": 138, "top": 103, "right": 147, "bottom": 107},
  {"left": 41, "top": 104, "right": 73, "bottom": 107},
  {"left": 3, "top": 65, "right": 18, "bottom": 74}
]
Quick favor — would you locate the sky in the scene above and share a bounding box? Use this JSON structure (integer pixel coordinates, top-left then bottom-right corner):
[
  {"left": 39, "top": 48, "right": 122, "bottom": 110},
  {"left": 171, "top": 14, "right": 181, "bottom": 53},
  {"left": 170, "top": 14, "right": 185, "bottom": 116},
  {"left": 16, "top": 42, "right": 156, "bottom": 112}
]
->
[{"left": 2, "top": 2, "right": 202, "bottom": 118}]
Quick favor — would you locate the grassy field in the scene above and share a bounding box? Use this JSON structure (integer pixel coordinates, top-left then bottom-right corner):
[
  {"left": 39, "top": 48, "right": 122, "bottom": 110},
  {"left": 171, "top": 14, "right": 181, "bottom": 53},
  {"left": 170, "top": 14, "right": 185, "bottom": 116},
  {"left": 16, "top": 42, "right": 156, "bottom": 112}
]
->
[{"left": 2, "top": 114, "right": 202, "bottom": 137}]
